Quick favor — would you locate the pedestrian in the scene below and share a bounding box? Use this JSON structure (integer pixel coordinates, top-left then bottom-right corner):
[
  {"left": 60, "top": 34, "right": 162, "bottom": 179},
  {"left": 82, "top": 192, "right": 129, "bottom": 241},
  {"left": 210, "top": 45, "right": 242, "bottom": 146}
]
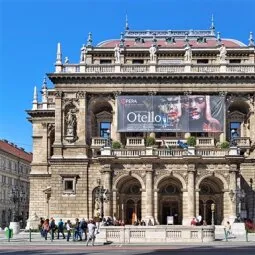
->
[
  {"left": 74, "top": 218, "right": 82, "bottom": 241},
  {"left": 42, "top": 219, "right": 50, "bottom": 240},
  {"left": 86, "top": 220, "right": 96, "bottom": 246},
  {"left": 49, "top": 218, "right": 56, "bottom": 240},
  {"left": 57, "top": 219, "right": 66, "bottom": 239},
  {"left": 80, "top": 218, "right": 88, "bottom": 241},
  {"left": 66, "top": 220, "right": 72, "bottom": 242}
]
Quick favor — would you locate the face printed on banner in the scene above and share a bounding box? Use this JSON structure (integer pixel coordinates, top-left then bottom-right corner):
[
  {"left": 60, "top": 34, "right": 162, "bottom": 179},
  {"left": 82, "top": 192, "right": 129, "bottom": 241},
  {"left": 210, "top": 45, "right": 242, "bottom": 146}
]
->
[
  {"left": 188, "top": 96, "right": 206, "bottom": 120},
  {"left": 165, "top": 96, "right": 181, "bottom": 121}
]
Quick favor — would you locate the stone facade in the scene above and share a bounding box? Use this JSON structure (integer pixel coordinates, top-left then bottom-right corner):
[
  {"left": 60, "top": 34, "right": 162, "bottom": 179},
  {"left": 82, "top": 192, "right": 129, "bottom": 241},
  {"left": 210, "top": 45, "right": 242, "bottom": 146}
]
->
[
  {"left": 27, "top": 24, "right": 255, "bottom": 226},
  {"left": 0, "top": 139, "right": 32, "bottom": 228}
]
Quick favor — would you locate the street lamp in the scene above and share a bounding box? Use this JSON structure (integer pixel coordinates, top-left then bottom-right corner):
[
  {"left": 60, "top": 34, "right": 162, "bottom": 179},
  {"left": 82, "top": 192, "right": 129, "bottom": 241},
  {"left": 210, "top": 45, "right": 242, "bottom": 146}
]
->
[
  {"left": 95, "top": 178, "right": 109, "bottom": 219},
  {"left": 9, "top": 186, "right": 25, "bottom": 222},
  {"left": 106, "top": 129, "right": 111, "bottom": 147},
  {"left": 211, "top": 203, "right": 215, "bottom": 226},
  {"left": 250, "top": 178, "right": 254, "bottom": 220},
  {"left": 229, "top": 188, "right": 246, "bottom": 221}
]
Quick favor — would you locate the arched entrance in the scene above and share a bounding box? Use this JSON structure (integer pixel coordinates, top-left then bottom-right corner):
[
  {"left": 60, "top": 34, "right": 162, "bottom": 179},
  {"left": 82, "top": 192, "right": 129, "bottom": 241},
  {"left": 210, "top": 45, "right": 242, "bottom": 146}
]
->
[
  {"left": 116, "top": 176, "right": 142, "bottom": 225},
  {"left": 199, "top": 177, "right": 224, "bottom": 225},
  {"left": 158, "top": 177, "right": 183, "bottom": 225}
]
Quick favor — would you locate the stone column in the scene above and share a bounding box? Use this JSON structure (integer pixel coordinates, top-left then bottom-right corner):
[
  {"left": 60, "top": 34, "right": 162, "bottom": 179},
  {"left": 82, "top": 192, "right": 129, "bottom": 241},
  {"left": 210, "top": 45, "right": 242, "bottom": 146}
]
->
[
  {"left": 229, "top": 164, "right": 238, "bottom": 221},
  {"left": 187, "top": 164, "right": 196, "bottom": 223},
  {"left": 144, "top": 169, "right": 154, "bottom": 224},
  {"left": 52, "top": 91, "right": 63, "bottom": 158},
  {"left": 112, "top": 93, "right": 121, "bottom": 142},
  {"left": 154, "top": 189, "right": 159, "bottom": 224},
  {"left": 78, "top": 92, "right": 86, "bottom": 145},
  {"left": 103, "top": 165, "right": 112, "bottom": 218}
]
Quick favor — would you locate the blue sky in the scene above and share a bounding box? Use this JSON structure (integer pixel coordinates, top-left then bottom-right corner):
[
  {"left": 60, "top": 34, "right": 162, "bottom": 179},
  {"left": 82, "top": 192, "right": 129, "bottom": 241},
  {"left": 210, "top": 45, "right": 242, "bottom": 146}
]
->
[{"left": 0, "top": 0, "right": 254, "bottom": 153}]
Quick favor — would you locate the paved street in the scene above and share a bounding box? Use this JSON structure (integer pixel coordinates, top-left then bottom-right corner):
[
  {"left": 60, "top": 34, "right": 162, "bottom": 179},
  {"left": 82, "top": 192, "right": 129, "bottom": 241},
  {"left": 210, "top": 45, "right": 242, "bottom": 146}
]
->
[
  {"left": 0, "top": 245, "right": 255, "bottom": 255},
  {"left": 0, "top": 230, "right": 255, "bottom": 255}
]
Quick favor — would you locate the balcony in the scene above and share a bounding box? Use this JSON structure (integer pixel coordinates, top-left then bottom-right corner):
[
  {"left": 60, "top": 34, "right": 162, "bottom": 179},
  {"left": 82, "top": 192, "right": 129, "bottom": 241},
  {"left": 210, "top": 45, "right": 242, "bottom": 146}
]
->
[
  {"left": 56, "top": 63, "right": 255, "bottom": 74},
  {"left": 91, "top": 137, "right": 242, "bottom": 159}
]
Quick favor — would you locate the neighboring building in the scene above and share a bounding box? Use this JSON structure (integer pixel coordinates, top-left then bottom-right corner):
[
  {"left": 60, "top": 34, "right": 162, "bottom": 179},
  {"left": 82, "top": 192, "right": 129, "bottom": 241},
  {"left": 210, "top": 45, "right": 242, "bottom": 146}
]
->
[
  {"left": 27, "top": 19, "right": 255, "bottom": 226},
  {"left": 0, "top": 139, "right": 32, "bottom": 228}
]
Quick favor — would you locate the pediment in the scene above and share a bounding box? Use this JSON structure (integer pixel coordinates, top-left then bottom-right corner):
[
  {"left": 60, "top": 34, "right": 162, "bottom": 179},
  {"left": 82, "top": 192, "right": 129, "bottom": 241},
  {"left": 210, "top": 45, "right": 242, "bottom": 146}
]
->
[
  {"left": 229, "top": 110, "right": 245, "bottom": 121},
  {"left": 96, "top": 111, "right": 112, "bottom": 119}
]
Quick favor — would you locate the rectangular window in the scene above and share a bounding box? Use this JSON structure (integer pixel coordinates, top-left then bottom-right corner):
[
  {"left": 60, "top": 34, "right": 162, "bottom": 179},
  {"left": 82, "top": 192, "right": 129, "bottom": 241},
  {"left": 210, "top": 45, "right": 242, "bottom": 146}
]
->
[
  {"left": 100, "top": 59, "right": 112, "bottom": 64},
  {"left": 64, "top": 180, "right": 73, "bottom": 191},
  {"left": 132, "top": 59, "right": 144, "bottom": 64},
  {"left": 229, "top": 59, "right": 241, "bottom": 64},
  {"left": 230, "top": 122, "right": 241, "bottom": 139},
  {"left": 197, "top": 59, "right": 209, "bottom": 64},
  {"left": 63, "top": 177, "right": 76, "bottom": 195},
  {"left": 100, "top": 122, "right": 111, "bottom": 138}
]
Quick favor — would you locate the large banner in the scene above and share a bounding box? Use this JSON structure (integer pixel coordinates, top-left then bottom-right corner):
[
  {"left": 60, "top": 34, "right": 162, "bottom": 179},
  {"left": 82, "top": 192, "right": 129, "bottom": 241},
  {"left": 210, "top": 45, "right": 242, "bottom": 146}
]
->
[{"left": 117, "top": 95, "right": 225, "bottom": 133}]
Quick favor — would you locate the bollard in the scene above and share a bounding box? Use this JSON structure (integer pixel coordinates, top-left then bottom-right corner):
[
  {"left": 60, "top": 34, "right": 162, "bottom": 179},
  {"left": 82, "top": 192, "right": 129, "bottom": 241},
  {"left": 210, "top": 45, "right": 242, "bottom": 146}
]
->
[
  {"left": 29, "top": 228, "right": 32, "bottom": 242},
  {"left": 246, "top": 230, "right": 248, "bottom": 242}
]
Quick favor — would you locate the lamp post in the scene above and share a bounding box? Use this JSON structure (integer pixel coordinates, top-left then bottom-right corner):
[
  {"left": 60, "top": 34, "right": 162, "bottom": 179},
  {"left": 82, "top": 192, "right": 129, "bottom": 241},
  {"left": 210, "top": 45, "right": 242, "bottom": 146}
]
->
[
  {"left": 250, "top": 178, "right": 254, "bottom": 220},
  {"left": 95, "top": 178, "right": 109, "bottom": 220},
  {"left": 9, "top": 186, "right": 25, "bottom": 222},
  {"left": 211, "top": 203, "right": 215, "bottom": 226},
  {"left": 106, "top": 129, "right": 111, "bottom": 147}
]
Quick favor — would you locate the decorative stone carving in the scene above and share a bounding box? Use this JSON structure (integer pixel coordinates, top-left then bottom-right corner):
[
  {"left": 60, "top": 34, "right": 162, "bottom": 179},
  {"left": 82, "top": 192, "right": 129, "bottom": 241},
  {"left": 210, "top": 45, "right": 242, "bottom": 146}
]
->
[
  {"left": 76, "top": 91, "right": 86, "bottom": 99},
  {"left": 184, "top": 44, "right": 192, "bottom": 63},
  {"left": 149, "top": 44, "right": 157, "bottom": 62},
  {"left": 55, "top": 91, "right": 63, "bottom": 98},
  {"left": 64, "top": 107, "right": 78, "bottom": 143}
]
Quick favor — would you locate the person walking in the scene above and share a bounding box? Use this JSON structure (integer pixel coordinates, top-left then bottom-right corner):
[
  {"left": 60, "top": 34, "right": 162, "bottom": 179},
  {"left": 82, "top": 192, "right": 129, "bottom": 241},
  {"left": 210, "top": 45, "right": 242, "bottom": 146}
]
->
[
  {"left": 57, "top": 219, "right": 66, "bottom": 239},
  {"left": 66, "top": 220, "right": 72, "bottom": 242},
  {"left": 86, "top": 220, "right": 96, "bottom": 246}
]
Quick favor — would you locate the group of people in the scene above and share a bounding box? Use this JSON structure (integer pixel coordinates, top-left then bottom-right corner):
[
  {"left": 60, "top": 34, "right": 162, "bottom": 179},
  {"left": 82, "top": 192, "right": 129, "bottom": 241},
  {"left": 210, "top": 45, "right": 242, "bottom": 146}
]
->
[
  {"left": 39, "top": 217, "right": 97, "bottom": 246},
  {"left": 190, "top": 215, "right": 207, "bottom": 226}
]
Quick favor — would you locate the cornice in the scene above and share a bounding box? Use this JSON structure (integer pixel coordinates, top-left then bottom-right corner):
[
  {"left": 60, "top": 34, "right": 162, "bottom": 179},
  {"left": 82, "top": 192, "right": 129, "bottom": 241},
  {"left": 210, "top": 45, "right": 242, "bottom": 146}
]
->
[
  {"left": 26, "top": 110, "right": 55, "bottom": 118},
  {"left": 47, "top": 72, "right": 255, "bottom": 85}
]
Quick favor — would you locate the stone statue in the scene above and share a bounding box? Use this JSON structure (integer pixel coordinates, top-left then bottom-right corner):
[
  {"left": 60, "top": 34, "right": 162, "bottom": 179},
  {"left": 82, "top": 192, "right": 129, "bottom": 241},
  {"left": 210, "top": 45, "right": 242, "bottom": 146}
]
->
[
  {"left": 80, "top": 45, "right": 86, "bottom": 62},
  {"left": 219, "top": 44, "right": 227, "bottom": 62},
  {"left": 184, "top": 44, "right": 192, "bottom": 62},
  {"left": 94, "top": 198, "right": 101, "bottom": 218},
  {"left": 149, "top": 44, "right": 157, "bottom": 62},
  {"left": 66, "top": 109, "right": 76, "bottom": 136},
  {"left": 64, "top": 57, "right": 69, "bottom": 64},
  {"left": 114, "top": 44, "right": 121, "bottom": 63}
]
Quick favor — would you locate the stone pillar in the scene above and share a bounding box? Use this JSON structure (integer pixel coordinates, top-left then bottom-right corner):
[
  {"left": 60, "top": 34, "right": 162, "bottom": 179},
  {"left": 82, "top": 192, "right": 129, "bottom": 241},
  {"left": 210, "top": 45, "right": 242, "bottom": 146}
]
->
[
  {"left": 78, "top": 92, "right": 87, "bottom": 145},
  {"left": 52, "top": 91, "right": 63, "bottom": 158},
  {"left": 229, "top": 164, "right": 238, "bottom": 221},
  {"left": 144, "top": 169, "right": 154, "bottom": 225},
  {"left": 187, "top": 164, "right": 196, "bottom": 222},
  {"left": 154, "top": 189, "right": 159, "bottom": 224},
  {"left": 103, "top": 165, "right": 112, "bottom": 218},
  {"left": 112, "top": 94, "right": 121, "bottom": 142}
]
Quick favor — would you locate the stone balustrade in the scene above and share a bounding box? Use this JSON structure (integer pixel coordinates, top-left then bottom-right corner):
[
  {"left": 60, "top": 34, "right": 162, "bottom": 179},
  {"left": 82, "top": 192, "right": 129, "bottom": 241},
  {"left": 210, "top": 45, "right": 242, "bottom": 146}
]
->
[
  {"left": 91, "top": 137, "right": 107, "bottom": 147},
  {"left": 126, "top": 137, "right": 145, "bottom": 147},
  {"left": 196, "top": 137, "right": 215, "bottom": 147},
  {"left": 99, "top": 147, "right": 239, "bottom": 157},
  {"left": 56, "top": 63, "right": 255, "bottom": 74},
  {"left": 96, "top": 225, "right": 215, "bottom": 243},
  {"left": 234, "top": 137, "right": 250, "bottom": 147}
]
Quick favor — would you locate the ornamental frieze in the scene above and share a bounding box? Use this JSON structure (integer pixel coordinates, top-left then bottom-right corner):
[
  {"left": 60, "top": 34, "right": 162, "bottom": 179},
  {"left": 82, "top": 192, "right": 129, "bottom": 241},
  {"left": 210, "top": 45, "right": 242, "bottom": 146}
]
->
[
  {"left": 63, "top": 98, "right": 79, "bottom": 106},
  {"left": 76, "top": 91, "right": 86, "bottom": 99}
]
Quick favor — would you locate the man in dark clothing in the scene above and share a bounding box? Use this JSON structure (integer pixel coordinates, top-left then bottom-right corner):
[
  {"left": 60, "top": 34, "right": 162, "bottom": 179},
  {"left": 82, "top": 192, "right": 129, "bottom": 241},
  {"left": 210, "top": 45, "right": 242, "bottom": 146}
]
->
[
  {"left": 80, "top": 218, "right": 88, "bottom": 241},
  {"left": 57, "top": 219, "right": 66, "bottom": 239},
  {"left": 49, "top": 218, "right": 56, "bottom": 240}
]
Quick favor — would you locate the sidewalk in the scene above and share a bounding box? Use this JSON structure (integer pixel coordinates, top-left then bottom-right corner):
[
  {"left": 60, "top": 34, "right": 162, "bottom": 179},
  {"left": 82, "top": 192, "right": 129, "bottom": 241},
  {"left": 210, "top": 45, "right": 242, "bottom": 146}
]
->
[{"left": 0, "top": 230, "right": 255, "bottom": 246}]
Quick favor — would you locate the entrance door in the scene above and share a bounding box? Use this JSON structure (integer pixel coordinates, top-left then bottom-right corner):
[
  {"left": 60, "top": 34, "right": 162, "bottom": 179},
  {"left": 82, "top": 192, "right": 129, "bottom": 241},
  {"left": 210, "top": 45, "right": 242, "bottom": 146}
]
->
[
  {"left": 162, "top": 201, "right": 179, "bottom": 224},
  {"left": 126, "top": 200, "right": 135, "bottom": 224}
]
